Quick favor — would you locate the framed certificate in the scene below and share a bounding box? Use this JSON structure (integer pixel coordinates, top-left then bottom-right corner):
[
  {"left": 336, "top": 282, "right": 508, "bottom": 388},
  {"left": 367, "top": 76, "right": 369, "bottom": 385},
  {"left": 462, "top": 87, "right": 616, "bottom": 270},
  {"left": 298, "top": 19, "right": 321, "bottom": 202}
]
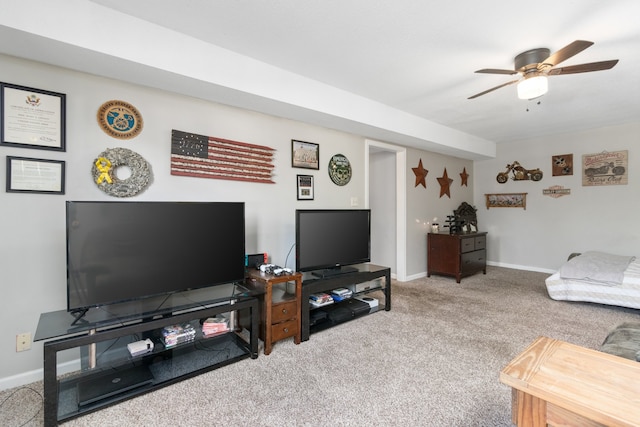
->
[
  {"left": 297, "top": 174, "right": 314, "bottom": 200},
  {"left": 6, "top": 156, "right": 66, "bottom": 194},
  {"left": 1, "top": 82, "right": 66, "bottom": 151}
]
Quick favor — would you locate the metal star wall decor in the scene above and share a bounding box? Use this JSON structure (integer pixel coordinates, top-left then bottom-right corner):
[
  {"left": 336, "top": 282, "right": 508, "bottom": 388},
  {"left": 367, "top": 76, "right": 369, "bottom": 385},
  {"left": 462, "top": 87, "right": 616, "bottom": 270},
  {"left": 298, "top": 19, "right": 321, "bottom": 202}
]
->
[
  {"left": 437, "top": 168, "right": 453, "bottom": 198},
  {"left": 412, "top": 158, "right": 428, "bottom": 188},
  {"left": 460, "top": 167, "right": 469, "bottom": 186}
]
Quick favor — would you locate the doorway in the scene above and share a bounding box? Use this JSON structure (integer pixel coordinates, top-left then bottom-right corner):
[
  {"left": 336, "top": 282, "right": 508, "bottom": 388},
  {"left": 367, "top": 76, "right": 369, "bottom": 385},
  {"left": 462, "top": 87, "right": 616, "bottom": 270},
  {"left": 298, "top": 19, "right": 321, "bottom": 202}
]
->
[{"left": 365, "top": 139, "right": 406, "bottom": 281}]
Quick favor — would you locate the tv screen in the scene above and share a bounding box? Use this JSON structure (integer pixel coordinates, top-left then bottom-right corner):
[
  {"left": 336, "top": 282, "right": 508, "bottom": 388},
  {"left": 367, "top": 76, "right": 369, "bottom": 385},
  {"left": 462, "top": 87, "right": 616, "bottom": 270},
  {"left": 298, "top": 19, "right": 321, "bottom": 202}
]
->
[
  {"left": 66, "top": 201, "right": 245, "bottom": 315},
  {"left": 295, "top": 209, "right": 371, "bottom": 276}
]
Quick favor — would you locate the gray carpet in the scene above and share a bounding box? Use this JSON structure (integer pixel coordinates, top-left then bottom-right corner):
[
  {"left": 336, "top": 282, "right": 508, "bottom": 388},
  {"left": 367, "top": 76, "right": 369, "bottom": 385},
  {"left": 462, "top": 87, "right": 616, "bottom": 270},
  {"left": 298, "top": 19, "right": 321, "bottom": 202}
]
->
[{"left": 2, "top": 266, "right": 639, "bottom": 426}]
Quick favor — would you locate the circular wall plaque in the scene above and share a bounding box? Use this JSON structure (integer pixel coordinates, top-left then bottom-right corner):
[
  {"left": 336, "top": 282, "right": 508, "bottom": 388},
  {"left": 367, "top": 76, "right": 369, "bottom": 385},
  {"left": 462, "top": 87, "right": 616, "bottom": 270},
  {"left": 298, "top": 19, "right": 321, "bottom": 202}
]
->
[
  {"left": 328, "top": 153, "right": 352, "bottom": 186},
  {"left": 97, "top": 100, "right": 144, "bottom": 139}
]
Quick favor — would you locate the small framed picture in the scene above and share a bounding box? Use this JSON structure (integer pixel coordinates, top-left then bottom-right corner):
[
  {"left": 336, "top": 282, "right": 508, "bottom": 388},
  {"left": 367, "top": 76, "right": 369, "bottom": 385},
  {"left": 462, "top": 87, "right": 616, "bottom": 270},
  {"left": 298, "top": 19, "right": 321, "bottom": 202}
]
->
[
  {"left": 484, "top": 193, "right": 527, "bottom": 210},
  {"left": 6, "top": 156, "right": 66, "bottom": 194},
  {"left": 297, "top": 174, "right": 314, "bottom": 200},
  {"left": 1, "top": 82, "right": 66, "bottom": 151},
  {"left": 292, "top": 139, "right": 319, "bottom": 169}
]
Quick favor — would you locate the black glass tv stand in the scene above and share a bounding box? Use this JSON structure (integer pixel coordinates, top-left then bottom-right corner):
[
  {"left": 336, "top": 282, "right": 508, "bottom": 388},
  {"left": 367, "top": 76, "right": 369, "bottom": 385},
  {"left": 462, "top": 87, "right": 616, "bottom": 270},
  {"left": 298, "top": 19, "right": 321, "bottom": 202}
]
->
[
  {"left": 301, "top": 263, "right": 391, "bottom": 341},
  {"left": 34, "top": 284, "right": 259, "bottom": 427}
]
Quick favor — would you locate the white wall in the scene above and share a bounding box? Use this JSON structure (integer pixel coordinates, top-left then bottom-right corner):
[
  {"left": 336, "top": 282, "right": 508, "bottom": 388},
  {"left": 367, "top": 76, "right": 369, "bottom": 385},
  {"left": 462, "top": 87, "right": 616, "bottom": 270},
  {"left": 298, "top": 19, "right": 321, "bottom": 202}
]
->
[
  {"left": 0, "top": 54, "right": 368, "bottom": 386},
  {"left": 404, "top": 147, "right": 475, "bottom": 279},
  {"left": 474, "top": 122, "right": 640, "bottom": 272}
]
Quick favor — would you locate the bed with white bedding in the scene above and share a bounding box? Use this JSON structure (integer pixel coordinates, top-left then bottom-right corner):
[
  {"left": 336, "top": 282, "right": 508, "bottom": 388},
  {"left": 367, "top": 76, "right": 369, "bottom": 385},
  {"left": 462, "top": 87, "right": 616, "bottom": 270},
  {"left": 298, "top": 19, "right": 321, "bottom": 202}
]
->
[{"left": 545, "top": 251, "right": 640, "bottom": 309}]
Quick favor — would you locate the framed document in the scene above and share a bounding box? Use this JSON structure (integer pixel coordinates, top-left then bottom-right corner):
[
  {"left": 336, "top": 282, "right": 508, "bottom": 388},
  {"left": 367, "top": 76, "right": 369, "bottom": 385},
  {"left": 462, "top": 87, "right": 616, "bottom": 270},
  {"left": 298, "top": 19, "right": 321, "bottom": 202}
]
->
[
  {"left": 1, "top": 82, "right": 66, "bottom": 151},
  {"left": 6, "top": 156, "right": 66, "bottom": 194},
  {"left": 297, "top": 174, "right": 314, "bottom": 200}
]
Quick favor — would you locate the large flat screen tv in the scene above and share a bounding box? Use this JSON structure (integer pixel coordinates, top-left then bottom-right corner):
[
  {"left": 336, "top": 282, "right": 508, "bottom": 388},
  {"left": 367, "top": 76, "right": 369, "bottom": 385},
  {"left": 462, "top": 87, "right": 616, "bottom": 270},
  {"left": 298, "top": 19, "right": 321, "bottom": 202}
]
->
[
  {"left": 66, "top": 201, "right": 245, "bottom": 319},
  {"left": 295, "top": 209, "right": 371, "bottom": 277}
]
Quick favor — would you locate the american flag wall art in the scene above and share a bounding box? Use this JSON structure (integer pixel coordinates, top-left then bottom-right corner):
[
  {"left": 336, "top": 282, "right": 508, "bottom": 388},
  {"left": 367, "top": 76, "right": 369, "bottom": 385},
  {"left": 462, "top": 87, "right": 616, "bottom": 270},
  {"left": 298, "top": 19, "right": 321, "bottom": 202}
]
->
[{"left": 171, "top": 130, "right": 275, "bottom": 183}]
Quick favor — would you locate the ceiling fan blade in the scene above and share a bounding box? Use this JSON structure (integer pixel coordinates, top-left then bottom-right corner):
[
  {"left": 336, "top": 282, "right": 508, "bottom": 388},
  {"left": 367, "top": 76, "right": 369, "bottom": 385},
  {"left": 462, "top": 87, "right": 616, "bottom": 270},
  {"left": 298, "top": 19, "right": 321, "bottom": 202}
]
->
[
  {"left": 475, "top": 68, "right": 518, "bottom": 75},
  {"left": 541, "top": 40, "right": 593, "bottom": 67},
  {"left": 468, "top": 79, "right": 519, "bottom": 99},
  {"left": 548, "top": 59, "right": 619, "bottom": 75}
]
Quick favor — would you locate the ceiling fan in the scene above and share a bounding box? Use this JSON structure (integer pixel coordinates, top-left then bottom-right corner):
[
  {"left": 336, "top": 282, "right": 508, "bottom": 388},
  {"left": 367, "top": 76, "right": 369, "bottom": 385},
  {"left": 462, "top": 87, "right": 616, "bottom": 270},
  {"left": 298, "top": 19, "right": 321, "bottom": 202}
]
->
[{"left": 468, "top": 40, "right": 618, "bottom": 100}]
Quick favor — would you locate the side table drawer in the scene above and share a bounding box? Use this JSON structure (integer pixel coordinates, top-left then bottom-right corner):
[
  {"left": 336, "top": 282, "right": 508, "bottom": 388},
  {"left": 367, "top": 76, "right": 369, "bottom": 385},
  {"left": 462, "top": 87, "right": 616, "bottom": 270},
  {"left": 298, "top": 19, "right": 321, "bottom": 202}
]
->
[
  {"left": 271, "top": 319, "right": 298, "bottom": 341},
  {"left": 272, "top": 300, "right": 297, "bottom": 323}
]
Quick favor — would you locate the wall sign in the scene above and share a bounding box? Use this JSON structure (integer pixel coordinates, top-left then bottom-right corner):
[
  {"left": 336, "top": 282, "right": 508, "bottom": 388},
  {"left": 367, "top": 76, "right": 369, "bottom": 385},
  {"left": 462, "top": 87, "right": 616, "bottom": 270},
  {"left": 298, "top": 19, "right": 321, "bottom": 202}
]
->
[
  {"left": 328, "top": 153, "right": 351, "bottom": 186},
  {"left": 582, "top": 150, "right": 628, "bottom": 186},
  {"left": 97, "top": 100, "right": 143, "bottom": 139},
  {"left": 543, "top": 185, "right": 571, "bottom": 198}
]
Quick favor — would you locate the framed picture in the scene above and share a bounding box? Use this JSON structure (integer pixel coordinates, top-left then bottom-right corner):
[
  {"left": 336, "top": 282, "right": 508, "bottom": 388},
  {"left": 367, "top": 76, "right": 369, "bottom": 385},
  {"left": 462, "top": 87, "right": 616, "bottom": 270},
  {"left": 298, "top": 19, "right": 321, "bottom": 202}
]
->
[
  {"left": 6, "top": 156, "right": 66, "bottom": 194},
  {"left": 582, "top": 150, "right": 628, "bottom": 186},
  {"left": 552, "top": 154, "right": 573, "bottom": 176},
  {"left": 297, "top": 174, "right": 314, "bottom": 200},
  {"left": 1, "top": 82, "right": 66, "bottom": 151},
  {"left": 485, "top": 193, "right": 527, "bottom": 210},
  {"left": 292, "top": 139, "right": 319, "bottom": 169}
]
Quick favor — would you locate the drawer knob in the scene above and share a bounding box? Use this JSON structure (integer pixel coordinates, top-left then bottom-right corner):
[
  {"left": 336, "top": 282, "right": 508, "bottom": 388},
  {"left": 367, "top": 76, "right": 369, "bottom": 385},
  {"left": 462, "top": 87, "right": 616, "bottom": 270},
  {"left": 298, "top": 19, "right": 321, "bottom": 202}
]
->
[
  {"left": 283, "top": 328, "right": 289, "bottom": 333},
  {"left": 282, "top": 309, "right": 288, "bottom": 314}
]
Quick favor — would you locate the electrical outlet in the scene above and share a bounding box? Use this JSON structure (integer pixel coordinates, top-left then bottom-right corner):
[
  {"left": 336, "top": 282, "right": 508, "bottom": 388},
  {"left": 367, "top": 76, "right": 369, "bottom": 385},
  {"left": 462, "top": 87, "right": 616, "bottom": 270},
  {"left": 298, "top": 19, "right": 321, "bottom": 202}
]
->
[
  {"left": 350, "top": 196, "right": 359, "bottom": 207},
  {"left": 16, "top": 332, "right": 31, "bottom": 352}
]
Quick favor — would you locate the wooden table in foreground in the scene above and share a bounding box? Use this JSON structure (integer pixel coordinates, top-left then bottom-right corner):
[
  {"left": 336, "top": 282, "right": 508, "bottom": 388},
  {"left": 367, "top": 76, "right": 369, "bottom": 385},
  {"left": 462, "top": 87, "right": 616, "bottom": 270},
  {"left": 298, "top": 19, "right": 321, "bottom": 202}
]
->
[{"left": 500, "top": 336, "right": 640, "bottom": 427}]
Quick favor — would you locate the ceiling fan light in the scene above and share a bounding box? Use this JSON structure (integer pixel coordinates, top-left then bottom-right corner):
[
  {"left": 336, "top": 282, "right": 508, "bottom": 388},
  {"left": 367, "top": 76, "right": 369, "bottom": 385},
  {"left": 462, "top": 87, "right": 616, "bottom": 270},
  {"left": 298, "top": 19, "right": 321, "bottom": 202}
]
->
[{"left": 517, "top": 75, "right": 548, "bottom": 100}]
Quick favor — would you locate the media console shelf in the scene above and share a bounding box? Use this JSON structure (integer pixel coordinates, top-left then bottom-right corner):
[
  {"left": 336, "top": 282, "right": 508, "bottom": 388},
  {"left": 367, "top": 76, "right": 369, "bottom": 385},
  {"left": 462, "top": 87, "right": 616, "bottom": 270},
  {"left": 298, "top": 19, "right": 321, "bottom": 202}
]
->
[
  {"left": 35, "top": 284, "right": 259, "bottom": 427},
  {"left": 301, "top": 264, "right": 391, "bottom": 341}
]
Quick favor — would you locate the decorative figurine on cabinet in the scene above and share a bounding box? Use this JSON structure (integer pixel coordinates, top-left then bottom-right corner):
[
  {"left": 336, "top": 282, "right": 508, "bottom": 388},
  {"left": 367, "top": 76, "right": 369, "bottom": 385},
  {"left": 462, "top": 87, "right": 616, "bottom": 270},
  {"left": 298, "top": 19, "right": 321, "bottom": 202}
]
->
[{"left": 453, "top": 202, "right": 478, "bottom": 233}]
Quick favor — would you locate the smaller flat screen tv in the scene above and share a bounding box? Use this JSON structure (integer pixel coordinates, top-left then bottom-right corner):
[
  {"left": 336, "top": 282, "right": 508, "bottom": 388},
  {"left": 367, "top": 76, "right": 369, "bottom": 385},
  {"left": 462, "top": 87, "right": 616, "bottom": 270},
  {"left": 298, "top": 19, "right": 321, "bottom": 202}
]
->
[
  {"left": 66, "top": 201, "right": 245, "bottom": 319},
  {"left": 295, "top": 209, "right": 371, "bottom": 277}
]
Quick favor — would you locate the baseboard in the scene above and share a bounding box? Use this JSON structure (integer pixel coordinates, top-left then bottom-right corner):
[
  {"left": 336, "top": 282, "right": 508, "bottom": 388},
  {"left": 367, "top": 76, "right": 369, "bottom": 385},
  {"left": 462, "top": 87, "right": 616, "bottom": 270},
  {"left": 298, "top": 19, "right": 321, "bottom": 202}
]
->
[
  {"left": 404, "top": 263, "right": 555, "bottom": 283},
  {"left": 487, "top": 261, "right": 555, "bottom": 274},
  {"left": 0, "top": 358, "right": 80, "bottom": 391}
]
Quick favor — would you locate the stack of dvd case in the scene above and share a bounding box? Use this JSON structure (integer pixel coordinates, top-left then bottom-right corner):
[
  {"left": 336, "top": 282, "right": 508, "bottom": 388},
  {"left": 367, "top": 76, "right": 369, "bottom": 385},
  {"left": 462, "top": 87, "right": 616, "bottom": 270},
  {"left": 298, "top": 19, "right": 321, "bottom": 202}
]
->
[{"left": 161, "top": 323, "right": 196, "bottom": 348}]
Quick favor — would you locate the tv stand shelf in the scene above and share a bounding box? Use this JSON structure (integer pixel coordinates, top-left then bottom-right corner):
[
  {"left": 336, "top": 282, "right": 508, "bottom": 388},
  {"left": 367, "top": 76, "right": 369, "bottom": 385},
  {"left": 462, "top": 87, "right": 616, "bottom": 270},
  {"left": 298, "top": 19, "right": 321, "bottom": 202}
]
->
[
  {"left": 35, "top": 289, "right": 259, "bottom": 427},
  {"left": 301, "top": 264, "right": 391, "bottom": 341}
]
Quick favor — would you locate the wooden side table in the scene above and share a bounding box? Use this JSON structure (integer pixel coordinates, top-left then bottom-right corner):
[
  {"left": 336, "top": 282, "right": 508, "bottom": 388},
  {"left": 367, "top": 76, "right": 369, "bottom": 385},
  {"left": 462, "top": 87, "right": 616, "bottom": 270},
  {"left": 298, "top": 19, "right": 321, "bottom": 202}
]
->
[
  {"left": 245, "top": 269, "right": 302, "bottom": 355},
  {"left": 501, "top": 336, "right": 640, "bottom": 426}
]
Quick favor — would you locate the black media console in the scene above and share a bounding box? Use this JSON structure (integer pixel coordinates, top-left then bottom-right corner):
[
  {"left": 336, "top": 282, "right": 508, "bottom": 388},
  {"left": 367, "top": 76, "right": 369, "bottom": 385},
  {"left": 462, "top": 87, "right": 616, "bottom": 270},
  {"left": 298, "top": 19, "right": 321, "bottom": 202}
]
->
[
  {"left": 34, "top": 283, "right": 259, "bottom": 427},
  {"left": 301, "top": 264, "right": 391, "bottom": 341}
]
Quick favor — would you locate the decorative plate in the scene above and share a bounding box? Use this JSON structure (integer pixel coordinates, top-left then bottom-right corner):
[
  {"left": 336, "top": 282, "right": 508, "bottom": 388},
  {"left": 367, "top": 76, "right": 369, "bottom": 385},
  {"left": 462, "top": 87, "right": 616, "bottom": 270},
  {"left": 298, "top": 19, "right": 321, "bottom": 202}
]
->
[
  {"left": 328, "top": 153, "right": 352, "bottom": 186},
  {"left": 97, "top": 100, "right": 144, "bottom": 139}
]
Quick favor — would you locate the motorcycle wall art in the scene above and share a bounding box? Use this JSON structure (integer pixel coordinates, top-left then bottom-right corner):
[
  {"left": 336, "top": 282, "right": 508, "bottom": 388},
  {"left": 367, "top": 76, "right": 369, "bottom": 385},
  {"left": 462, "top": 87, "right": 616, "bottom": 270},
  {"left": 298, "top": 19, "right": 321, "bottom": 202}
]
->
[{"left": 496, "top": 161, "right": 543, "bottom": 184}]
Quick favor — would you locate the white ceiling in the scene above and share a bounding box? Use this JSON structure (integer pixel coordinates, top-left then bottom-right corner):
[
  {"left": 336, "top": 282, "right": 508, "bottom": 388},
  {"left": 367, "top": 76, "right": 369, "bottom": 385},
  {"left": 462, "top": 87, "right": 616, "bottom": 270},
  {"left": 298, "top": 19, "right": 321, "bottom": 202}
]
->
[{"left": 1, "top": 1, "right": 639, "bottom": 159}]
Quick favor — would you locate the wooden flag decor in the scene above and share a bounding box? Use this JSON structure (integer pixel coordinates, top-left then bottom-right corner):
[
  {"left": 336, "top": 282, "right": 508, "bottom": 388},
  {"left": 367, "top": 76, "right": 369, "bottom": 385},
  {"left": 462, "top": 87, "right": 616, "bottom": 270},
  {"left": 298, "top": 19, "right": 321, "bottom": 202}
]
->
[{"left": 171, "top": 130, "right": 275, "bottom": 183}]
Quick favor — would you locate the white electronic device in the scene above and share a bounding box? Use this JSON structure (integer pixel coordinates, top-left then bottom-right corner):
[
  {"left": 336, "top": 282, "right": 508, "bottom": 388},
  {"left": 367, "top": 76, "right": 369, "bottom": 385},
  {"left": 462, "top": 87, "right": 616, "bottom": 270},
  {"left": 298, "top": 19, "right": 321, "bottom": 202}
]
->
[
  {"left": 127, "top": 339, "right": 154, "bottom": 357},
  {"left": 354, "top": 296, "right": 379, "bottom": 313}
]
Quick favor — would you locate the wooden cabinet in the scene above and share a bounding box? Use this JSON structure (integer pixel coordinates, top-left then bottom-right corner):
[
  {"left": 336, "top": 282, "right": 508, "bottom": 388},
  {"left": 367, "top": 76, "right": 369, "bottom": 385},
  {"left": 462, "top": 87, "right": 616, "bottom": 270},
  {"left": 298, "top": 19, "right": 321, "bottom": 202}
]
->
[
  {"left": 245, "top": 270, "right": 302, "bottom": 355},
  {"left": 427, "top": 232, "right": 487, "bottom": 283}
]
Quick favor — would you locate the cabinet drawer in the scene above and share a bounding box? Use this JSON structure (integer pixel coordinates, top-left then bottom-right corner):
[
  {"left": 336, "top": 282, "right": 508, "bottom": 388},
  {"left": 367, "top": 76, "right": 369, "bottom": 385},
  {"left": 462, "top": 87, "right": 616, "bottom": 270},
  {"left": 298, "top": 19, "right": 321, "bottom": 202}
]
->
[
  {"left": 271, "top": 319, "right": 298, "bottom": 341},
  {"left": 461, "top": 237, "right": 475, "bottom": 253},
  {"left": 461, "top": 249, "right": 486, "bottom": 272},
  {"left": 272, "top": 300, "right": 297, "bottom": 323},
  {"left": 474, "top": 236, "right": 486, "bottom": 250}
]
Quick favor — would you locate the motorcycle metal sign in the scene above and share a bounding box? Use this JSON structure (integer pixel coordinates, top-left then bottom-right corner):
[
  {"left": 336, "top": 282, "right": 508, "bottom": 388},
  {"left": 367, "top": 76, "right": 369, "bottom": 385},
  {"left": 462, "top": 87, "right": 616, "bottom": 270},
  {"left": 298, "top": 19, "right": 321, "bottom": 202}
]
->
[{"left": 582, "top": 150, "right": 627, "bottom": 186}]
